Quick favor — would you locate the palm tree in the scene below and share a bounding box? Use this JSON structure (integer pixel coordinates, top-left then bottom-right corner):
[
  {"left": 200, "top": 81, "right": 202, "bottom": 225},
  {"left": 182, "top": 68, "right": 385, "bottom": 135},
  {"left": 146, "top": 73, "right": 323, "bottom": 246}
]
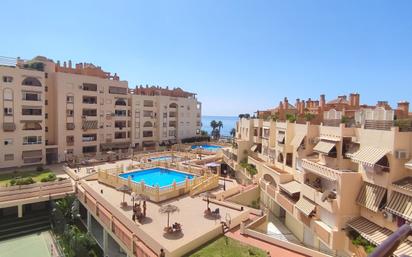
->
[
  {"left": 230, "top": 128, "right": 236, "bottom": 138},
  {"left": 217, "top": 121, "right": 223, "bottom": 134},
  {"left": 210, "top": 120, "right": 218, "bottom": 139},
  {"left": 62, "top": 225, "right": 95, "bottom": 257}
]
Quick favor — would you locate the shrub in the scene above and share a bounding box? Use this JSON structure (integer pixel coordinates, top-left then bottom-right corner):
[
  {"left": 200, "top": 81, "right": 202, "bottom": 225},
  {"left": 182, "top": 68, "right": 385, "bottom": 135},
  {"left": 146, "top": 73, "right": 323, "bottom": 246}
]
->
[
  {"left": 15, "top": 177, "right": 35, "bottom": 185},
  {"left": 40, "top": 173, "right": 57, "bottom": 182},
  {"left": 10, "top": 179, "right": 16, "bottom": 186}
]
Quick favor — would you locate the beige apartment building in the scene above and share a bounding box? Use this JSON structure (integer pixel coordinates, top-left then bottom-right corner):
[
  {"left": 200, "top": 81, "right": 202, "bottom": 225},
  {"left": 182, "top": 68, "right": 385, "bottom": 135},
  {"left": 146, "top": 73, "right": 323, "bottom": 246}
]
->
[
  {"left": 0, "top": 56, "right": 201, "bottom": 169},
  {"left": 225, "top": 93, "right": 412, "bottom": 256}
]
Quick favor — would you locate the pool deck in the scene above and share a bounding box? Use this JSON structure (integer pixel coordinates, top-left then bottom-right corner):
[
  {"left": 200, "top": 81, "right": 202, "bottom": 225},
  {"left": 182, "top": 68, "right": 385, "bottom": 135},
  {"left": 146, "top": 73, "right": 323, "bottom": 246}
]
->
[{"left": 83, "top": 179, "right": 248, "bottom": 256}]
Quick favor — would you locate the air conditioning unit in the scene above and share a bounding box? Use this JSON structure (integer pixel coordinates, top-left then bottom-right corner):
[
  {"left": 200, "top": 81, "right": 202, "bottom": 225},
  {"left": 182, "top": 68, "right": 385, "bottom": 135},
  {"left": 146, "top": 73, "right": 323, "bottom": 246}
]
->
[
  {"left": 395, "top": 150, "right": 409, "bottom": 159},
  {"left": 383, "top": 211, "right": 394, "bottom": 222},
  {"left": 309, "top": 137, "right": 319, "bottom": 145}
]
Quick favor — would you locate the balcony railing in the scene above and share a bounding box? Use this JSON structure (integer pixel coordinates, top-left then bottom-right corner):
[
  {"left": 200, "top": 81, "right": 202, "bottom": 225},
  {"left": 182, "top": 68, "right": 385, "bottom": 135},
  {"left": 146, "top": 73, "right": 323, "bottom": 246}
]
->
[{"left": 301, "top": 158, "right": 345, "bottom": 181}]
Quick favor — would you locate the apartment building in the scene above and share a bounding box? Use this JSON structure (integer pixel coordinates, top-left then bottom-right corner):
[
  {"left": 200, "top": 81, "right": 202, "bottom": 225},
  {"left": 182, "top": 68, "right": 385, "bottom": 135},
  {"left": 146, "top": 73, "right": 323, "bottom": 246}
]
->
[
  {"left": 226, "top": 93, "right": 412, "bottom": 256},
  {"left": 130, "top": 86, "right": 201, "bottom": 149},
  {"left": 0, "top": 59, "right": 46, "bottom": 169},
  {"left": 0, "top": 56, "right": 201, "bottom": 169}
]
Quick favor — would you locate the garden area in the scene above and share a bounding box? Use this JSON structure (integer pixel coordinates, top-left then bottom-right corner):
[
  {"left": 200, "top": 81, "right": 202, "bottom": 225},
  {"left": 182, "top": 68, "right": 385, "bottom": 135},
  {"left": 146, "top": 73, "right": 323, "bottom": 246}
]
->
[
  {"left": 0, "top": 168, "right": 59, "bottom": 187},
  {"left": 239, "top": 160, "right": 258, "bottom": 176},
  {"left": 187, "top": 236, "right": 267, "bottom": 257}
]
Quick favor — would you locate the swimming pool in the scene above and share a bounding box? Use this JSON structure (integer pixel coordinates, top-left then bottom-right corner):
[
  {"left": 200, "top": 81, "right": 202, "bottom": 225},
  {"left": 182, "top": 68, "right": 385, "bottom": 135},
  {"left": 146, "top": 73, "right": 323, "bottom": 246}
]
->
[
  {"left": 119, "top": 168, "right": 194, "bottom": 187},
  {"left": 148, "top": 156, "right": 173, "bottom": 162},
  {"left": 191, "top": 144, "right": 222, "bottom": 152}
]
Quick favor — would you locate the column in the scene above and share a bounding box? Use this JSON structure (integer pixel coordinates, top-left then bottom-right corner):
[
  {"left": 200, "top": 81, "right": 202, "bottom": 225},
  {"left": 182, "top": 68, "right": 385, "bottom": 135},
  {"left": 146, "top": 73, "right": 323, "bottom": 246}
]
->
[
  {"left": 103, "top": 229, "right": 109, "bottom": 257},
  {"left": 87, "top": 210, "right": 92, "bottom": 231},
  {"left": 17, "top": 204, "right": 23, "bottom": 218}
]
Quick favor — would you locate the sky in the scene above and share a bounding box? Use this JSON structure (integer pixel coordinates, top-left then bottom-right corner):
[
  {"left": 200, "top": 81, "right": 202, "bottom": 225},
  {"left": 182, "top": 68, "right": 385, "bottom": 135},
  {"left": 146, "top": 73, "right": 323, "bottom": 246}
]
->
[{"left": 1, "top": 0, "right": 412, "bottom": 116}]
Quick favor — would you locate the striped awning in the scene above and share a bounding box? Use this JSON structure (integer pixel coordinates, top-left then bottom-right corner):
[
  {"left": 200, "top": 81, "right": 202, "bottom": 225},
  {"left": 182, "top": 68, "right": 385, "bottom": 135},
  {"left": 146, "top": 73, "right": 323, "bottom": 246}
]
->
[
  {"left": 250, "top": 144, "right": 258, "bottom": 152},
  {"left": 319, "top": 135, "right": 340, "bottom": 142},
  {"left": 279, "top": 180, "right": 301, "bottom": 196},
  {"left": 351, "top": 146, "right": 390, "bottom": 166},
  {"left": 313, "top": 140, "right": 336, "bottom": 154},
  {"left": 406, "top": 160, "right": 412, "bottom": 170},
  {"left": 295, "top": 197, "right": 316, "bottom": 216},
  {"left": 385, "top": 191, "right": 412, "bottom": 221},
  {"left": 3, "top": 122, "right": 16, "bottom": 131},
  {"left": 347, "top": 217, "right": 412, "bottom": 257},
  {"left": 291, "top": 134, "right": 305, "bottom": 148},
  {"left": 22, "top": 150, "right": 42, "bottom": 158},
  {"left": 393, "top": 177, "right": 412, "bottom": 192},
  {"left": 356, "top": 182, "right": 386, "bottom": 212},
  {"left": 82, "top": 120, "right": 98, "bottom": 130},
  {"left": 276, "top": 133, "right": 285, "bottom": 144}
]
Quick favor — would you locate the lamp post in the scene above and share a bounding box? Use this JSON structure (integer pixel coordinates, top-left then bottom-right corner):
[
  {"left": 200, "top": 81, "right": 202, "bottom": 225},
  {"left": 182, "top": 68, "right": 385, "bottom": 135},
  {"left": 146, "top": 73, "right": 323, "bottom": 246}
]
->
[{"left": 130, "top": 144, "right": 134, "bottom": 168}]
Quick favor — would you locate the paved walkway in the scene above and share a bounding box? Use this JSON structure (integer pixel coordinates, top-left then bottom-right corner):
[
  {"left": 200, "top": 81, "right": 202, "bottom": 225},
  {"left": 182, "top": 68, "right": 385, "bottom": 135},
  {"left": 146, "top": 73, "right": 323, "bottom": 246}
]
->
[{"left": 226, "top": 226, "right": 308, "bottom": 257}]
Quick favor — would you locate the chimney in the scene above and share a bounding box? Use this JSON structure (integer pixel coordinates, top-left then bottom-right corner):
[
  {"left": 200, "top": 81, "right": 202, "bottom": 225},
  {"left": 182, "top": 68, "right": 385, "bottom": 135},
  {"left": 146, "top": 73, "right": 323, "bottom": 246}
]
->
[
  {"left": 301, "top": 100, "right": 306, "bottom": 113},
  {"left": 63, "top": 61, "right": 67, "bottom": 68},
  {"left": 320, "top": 94, "right": 325, "bottom": 108},
  {"left": 68, "top": 60, "right": 72, "bottom": 68},
  {"left": 398, "top": 101, "right": 410, "bottom": 114},
  {"left": 307, "top": 98, "right": 312, "bottom": 108},
  {"left": 349, "top": 93, "right": 360, "bottom": 108},
  {"left": 295, "top": 99, "right": 301, "bottom": 113},
  {"left": 284, "top": 97, "right": 289, "bottom": 110}
]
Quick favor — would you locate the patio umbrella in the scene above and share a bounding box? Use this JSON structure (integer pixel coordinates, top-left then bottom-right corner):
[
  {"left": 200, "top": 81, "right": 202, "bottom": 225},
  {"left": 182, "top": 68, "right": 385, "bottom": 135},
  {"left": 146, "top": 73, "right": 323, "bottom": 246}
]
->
[
  {"left": 201, "top": 191, "right": 215, "bottom": 209},
  {"left": 116, "top": 185, "right": 131, "bottom": 203},
  {"left": 135, "top": 193, "right": 150, "bottom": 204},
  {"left": 107, "top": 151, "right": 116, "bottom": 155},
  {"left": 205, "top": 162, "right": 220, "bottom": 167},
  {"left": 158, "top": 204, "right": 179, "bottom": 228}
]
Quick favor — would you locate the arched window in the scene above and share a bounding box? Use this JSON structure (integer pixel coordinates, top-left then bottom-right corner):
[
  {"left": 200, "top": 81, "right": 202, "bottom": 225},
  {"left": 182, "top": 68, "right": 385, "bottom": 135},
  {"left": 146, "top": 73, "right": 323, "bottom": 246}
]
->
[
  {"left": 169, "top": 103, "right": 178, "bottom": 108},
  {"left": 277, "top": 153, "right": 284, "bottom": 163},
  {"left": 143, "top": 121, "right": 153, "bottom": 127},
  {"left": 22, "top": 77, "right": 42, "bottom": 87},
  {"left": 115, "top": 98, "right": 127, "bottom": 106},
  {"left": 263, "top": 174, "right": 277, "bottom": 187}
]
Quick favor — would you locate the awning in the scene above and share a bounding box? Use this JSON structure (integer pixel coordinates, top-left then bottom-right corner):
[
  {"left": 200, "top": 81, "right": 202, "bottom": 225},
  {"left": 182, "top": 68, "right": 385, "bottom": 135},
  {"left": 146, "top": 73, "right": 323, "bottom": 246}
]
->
[
  {"left": 351, "top": 146, "right": 390, "bottom": 166},
  {"left": 406, "top": 160, "right": 412, "bottom": 170},
  {"left": 313, "top": 140, "right": 336, "bottom": 154},
  {"left": 295, "top": 197, "right": 316, "bottom": 216},
  {"left": 22, "top": 150, "right": 42, "bottom": 158},
  {"left": 290, "top": 134, "right": 305, "bottom": 148},
  {"left": 250, "top": 144, "right": 258, "bottom": 152},
  {"left": 393, "top": 177, "right": 412, "bottom": 192},
  {"left": 347, "top": 217, "right": 412, "bottom": 257},
  {"left": 319, "top": 135, "right": 340, "bottom": 142},
  {"left": 385, "top": 191, "right": 412, "bottom": 221},
  {"left": 279, "top": 180, "right": 301, "bottom": 196},
  {"left": 356, "top": 182, "right": 386, "bottom": 212},
  {"left": 100, "top": 142, "right": 130, "bottom": 150},
  {"left": 276, "top": 133, "right": 285, "bottom": 144},
  {"left": 82, "top": 120, "right": 98, "bottom": 130}
]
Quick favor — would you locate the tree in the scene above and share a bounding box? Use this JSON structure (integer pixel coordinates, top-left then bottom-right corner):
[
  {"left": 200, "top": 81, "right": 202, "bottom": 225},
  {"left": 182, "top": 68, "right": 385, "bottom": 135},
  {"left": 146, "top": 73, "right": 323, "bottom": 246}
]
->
[
  {"left": 200, "top": 130, "right": 209, "bottom": 136},
  {"left": 210, "top": 120, "right": 220, "bottom": 139},
  {"left": 230, "top": 128, "right": 236, "bottom": 138},
  {"left": 62, "top": 225, "right": 96, "bottom": 257},
  {"left": 217, "top": 121, "right": 223, "bottom": 134}
]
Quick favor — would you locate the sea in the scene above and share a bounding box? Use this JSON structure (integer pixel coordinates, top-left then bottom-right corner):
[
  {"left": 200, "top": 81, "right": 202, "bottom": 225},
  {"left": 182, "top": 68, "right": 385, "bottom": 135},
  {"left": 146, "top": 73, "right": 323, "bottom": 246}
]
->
[{"left": 201, "top": 115, "right": 238, "bottom": 136}]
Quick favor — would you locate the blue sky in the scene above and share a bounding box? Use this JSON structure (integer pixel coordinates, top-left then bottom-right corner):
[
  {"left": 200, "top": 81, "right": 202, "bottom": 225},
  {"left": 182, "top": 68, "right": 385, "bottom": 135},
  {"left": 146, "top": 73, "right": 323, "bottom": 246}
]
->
[{"left": 2, "top": 0, "right": 411, "bottom": 116}]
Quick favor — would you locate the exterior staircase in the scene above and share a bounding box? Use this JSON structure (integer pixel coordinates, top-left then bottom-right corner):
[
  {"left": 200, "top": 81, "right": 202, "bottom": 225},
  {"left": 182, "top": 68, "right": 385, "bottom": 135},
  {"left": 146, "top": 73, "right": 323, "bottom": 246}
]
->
[
  {"left": 190, "top": 174, "right": 220, "bottom": 196},
  {"left": 0, "top": 210, "right": 51, "bottom": 241}
]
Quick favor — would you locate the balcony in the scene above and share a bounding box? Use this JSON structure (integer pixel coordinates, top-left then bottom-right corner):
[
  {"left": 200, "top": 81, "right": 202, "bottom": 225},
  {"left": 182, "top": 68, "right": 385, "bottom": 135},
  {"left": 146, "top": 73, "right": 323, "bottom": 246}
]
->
[
  {"left": 66, "top": 123, "right": 75, "bottom": 130},
  {"left": 21, "top": 108, "right": 42, "bottom": 120},
  {"left": 301, "top": 183, "right": 338, "bottom": 213},
  {"left": 301, "top": 158, "right": 347, "bottom": 181},
  {"left": 82, "top": 96, "right": 97, "bottom": 104},
  {"left": 3, "top": 122, "right": 16, "bottom": 132},
  {"left": 82, "top": 120, "right": 98, "bottom": 130},
  {"left": 276, "top": 192, "right": 296, "bottom": 214},
  {"left": 261, "top": 164, "right": 293, "bottom": 185}
]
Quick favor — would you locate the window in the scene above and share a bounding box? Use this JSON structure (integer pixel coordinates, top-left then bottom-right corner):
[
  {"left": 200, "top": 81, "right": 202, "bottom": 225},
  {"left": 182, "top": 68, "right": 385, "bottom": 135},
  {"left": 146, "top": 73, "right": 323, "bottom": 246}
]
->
[
  {"left": 135, "top": 112, "right": 140, "bottom": 118},
  {"left": 82, "top": 146, "right": 97, "bottom": 153},
  {"left": 45, "top": 126, "right": 48, "bottom": 132},
  {"left": 82, "top": 83, "right": 97, "bottom": 91},
  {"left": 45, "top": 99, "right": 48, "bottom": 105},
  {"left": 66, "top": 95, "right": 74, "bottom": 103},
  {"left": 114, "top": 110, "right": 126, "bottom": 116},
  {"left": 23, "top": 136, "right": 42, "bottom": 145},
  {"left": 45, "top": 113, "right": 48, "bottom": 119},
  {"left": 82, "top": 134, "right": 97, "bottom": 142},
  {"left": 66, "top": 149, "right": 73, "bottom": 154},
  {"left": 22, "top": 77, "right": 42, "bottom": 87},
  {"left": 143, "top": 100, "right": 154, "bottom": 107},
  {"left": 4, "top": 139, "right": 12, "bottom": 145},
  {"left": 82, "top": 109, "right": 97, "bottom": 116},
  {"left": 163, "top": 122, "right": 167, "bottom": 127},
  {"left": 115, "top": 132, "right": 127, "bottom": 139},
  {"left": 22, "top": 92, "right": 41, "bottom": 101},
  {"left": 4, "top": 154, "right": 14, "bottom": 161},
  {"left": 45, "top": 86, "right": 48, "bottom": 92},
  {"left": 163, "top": 113, "right": 167, "bottom": 118},
  {"left": 45, "top": 73, "right": 48, "bottom": 78},
  {"left": 82, "top": 96, "right": 97, "bottom": 104},
  {"left": 66, "top": 109, "right": 74, "bottom": 117},
  {"left": 4, "top": 108, "right": 13, "bottom": 116},
  {"left": 2, "top": 76, "right": 13, "bottom": 83}
]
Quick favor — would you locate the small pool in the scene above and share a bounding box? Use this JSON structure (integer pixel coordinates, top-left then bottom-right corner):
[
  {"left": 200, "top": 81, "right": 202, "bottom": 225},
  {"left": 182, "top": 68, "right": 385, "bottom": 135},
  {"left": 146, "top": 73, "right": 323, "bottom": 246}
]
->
[
  {"left": 119, "top": 168, "right": 194, "bottom": 187},
  {"left": 149, "top": 156, "right": 173, "bottom": 162},
  {"left": 191, "top": 144, "right": 222, "bottom": 152}
]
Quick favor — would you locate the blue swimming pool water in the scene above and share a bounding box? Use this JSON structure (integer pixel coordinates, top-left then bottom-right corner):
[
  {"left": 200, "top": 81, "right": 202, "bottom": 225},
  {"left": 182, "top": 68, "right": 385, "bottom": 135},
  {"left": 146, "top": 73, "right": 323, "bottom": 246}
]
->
[
  {"left": 149, "top": 156, "right": 173, "bottom": 162},
  {"left": 119, "top": 168, "right": 194, "bottom": 187},
  {"left": 191, "top": 144, "right": 222, "bottom": 151}
]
